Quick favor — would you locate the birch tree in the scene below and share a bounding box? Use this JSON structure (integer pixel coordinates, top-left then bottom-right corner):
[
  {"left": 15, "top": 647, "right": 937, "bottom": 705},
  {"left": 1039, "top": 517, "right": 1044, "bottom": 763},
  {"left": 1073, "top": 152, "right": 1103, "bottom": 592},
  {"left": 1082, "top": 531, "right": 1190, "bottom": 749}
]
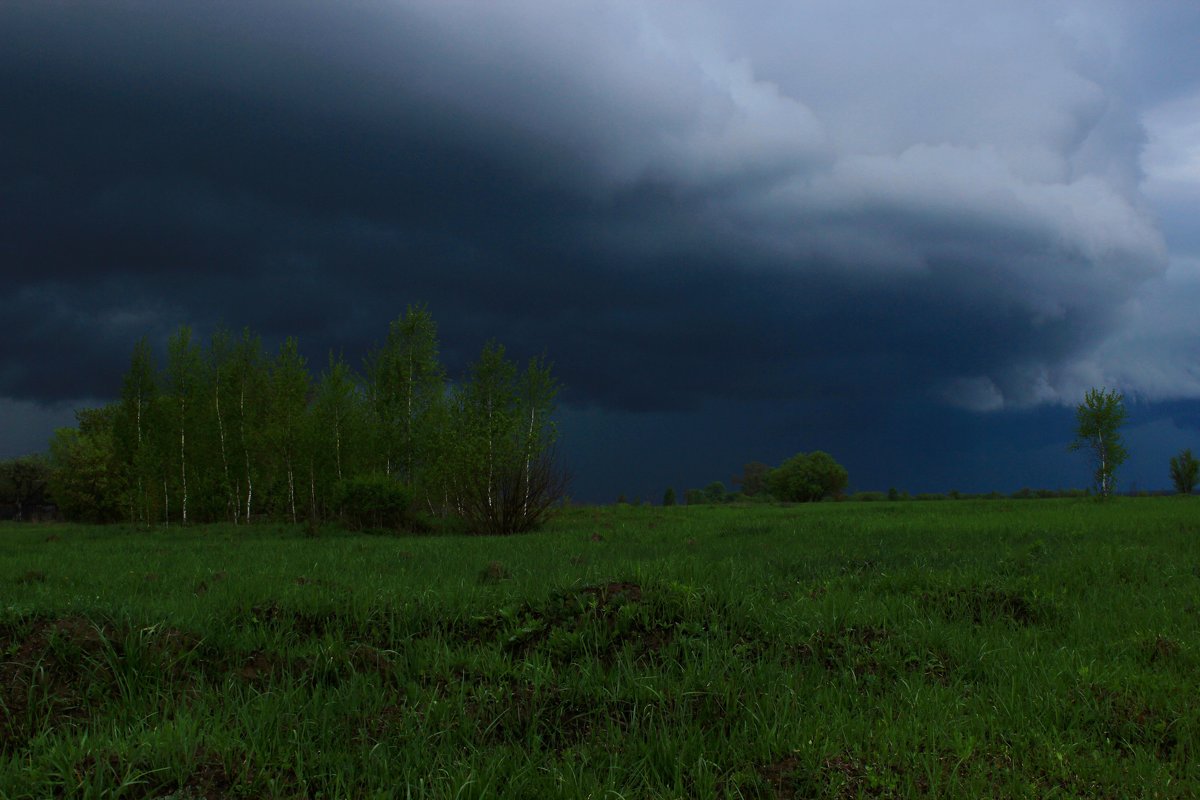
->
[
  {"left": 165, "top": 327, "right": 204, "bottom": 524},
  {"left": 1069, "top": 387, "right": 1128, "bottom": 498},
  {"left": 207, "top": 329, "right": 241, "bottom": 523},
  {"left": 365, "top": 305, "right": 444, "bottom": 483},
  {"left": 451, "top": 342, "right": 566, "bottom": 534},
  {"left": 230, "top": 329, "right": 267, "bottom": 521},
  {"left": 311, "top": 351, "right": 368, "bottom": 518},
  {"left": 115, "top": 337, "right": 158, "bottom": 525},
  {"left": 267, "top": 337, "right": 310, "bottom": 523}
]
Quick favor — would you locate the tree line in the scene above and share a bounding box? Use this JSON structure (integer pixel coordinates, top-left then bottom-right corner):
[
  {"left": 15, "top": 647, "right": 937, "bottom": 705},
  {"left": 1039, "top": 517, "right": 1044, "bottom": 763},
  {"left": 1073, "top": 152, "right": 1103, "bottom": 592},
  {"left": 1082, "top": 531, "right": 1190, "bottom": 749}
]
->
[
  {"left": 44, "top": 306, "right": 567, "bottom": 534},
  {"left": 653, "top": 388, "right": 1200, "bottom": 506},
  {"left": 660, "top": 451, "right": 850, "bottom": 506}
]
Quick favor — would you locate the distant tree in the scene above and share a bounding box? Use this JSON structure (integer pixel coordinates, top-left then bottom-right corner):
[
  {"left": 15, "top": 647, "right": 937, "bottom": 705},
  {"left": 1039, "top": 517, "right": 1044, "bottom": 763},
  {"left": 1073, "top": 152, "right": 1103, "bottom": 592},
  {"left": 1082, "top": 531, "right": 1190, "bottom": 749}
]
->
[
  {"left": 1068, "top": 388, "right": 1127, "bottom": 498},
  {"left": 0, "top": 455, "right": 51, "bottom": 520},
  {"left": 1170, "top": 449, "right": 1199, "bottom": 495},
  {"left": 702, "top": 481, "right": 727, "bottom": 504},
  {"left": 662, "top": 487, "right": 676, "bottom": 506},
  {"left": 735, "top": 462, "right": 770, "bottom": 497},
  {"left": 684, "top": 488, "right": 704, "bottom": 506},
  {"left": 767, "top": 451, "right": 848, "bottom": 502}
]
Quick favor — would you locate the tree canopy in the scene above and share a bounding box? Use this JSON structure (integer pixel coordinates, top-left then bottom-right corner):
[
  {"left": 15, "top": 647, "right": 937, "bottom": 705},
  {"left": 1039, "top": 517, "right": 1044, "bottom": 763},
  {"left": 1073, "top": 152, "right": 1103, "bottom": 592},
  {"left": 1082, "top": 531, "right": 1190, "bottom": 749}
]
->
[
  {"left": 47, "top": 307, "right": 567, "bottom": 534},
  {"left": 1069, "top": 388, "right": 1127, "bottom": 498}
]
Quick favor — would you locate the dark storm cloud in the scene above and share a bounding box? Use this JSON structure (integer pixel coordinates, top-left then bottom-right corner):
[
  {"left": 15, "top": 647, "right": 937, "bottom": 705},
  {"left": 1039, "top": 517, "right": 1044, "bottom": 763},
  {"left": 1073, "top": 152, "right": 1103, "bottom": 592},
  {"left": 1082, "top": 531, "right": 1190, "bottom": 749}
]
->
[{"left": 2, "top": 1, "right": 1197, "bottom": 493}]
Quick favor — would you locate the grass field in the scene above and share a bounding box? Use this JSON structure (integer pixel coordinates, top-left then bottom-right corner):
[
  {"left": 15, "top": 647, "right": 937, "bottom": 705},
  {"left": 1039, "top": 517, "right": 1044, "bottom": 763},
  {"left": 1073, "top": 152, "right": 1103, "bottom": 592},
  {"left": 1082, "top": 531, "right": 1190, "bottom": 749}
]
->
[{"left": 1, "top": 498, "right": 1198, "bottom": 798}]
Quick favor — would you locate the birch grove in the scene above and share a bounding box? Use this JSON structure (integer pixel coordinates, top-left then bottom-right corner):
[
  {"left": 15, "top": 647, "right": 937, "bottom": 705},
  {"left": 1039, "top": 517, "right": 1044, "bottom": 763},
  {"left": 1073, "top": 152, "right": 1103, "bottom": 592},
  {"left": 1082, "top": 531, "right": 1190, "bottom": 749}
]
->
[{"left": 55, "top": 307, "right": 567, "bottom": 532}]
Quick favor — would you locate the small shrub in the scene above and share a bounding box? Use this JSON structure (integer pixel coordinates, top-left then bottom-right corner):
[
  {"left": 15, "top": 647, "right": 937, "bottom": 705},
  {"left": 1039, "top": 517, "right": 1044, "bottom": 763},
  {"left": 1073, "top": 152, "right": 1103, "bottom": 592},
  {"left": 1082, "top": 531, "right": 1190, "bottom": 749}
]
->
[
  {"left": 332, "top": 474, "right": 417, "bottom": 532},
  {"left": 702, "top": 482, "right": 728, "bottom": 504},
  {"left": 1170, "top": 449, "right": 1199, "bottom": 495}
]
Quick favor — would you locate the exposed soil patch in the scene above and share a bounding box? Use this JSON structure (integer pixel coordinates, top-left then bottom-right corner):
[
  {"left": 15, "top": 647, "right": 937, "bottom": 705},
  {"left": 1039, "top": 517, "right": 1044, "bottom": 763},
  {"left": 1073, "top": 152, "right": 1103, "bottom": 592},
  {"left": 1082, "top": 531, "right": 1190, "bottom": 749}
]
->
[
  {"left": 758, "top": 755, "right": 804, "bottom": 799},
  {"left": 919, "top": 585, "right": 1044, "bottom": 626},
  {"left": 462, "top": 581, "right": 672, "bottom": 665},
  {"left": 1146, "top": 634, "right": 1181, "bottom": 664},
  {"left": 786, "top": 625, "right": 891, "bottom": 673},
  {"left": 0, "top": 615, "right": 113, "bottom": 751},
  {"left": 579, "top": 581, "right": 642, "bottom": 606},
  {"left": 1081, "top": 685, "right": 1180, "bottom": 759},
  {"left": 15, "top": 570, "right": 46, "bottom": 585}
]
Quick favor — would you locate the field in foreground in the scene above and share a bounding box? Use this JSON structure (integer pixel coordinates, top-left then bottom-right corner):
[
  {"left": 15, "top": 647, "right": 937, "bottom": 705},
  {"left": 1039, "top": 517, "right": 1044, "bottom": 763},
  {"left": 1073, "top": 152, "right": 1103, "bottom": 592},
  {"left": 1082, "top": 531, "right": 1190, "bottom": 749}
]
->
[{"left": 1, "top": 499, "right": 1198, "bottom": 798}]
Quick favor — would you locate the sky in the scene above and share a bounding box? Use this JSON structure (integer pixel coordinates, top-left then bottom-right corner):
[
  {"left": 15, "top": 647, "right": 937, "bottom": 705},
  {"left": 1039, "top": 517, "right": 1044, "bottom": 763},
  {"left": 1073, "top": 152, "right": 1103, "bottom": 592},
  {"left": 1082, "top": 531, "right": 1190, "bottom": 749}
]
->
[{"left": 2, "top": 1, "right": 1200, "bottom": 502}]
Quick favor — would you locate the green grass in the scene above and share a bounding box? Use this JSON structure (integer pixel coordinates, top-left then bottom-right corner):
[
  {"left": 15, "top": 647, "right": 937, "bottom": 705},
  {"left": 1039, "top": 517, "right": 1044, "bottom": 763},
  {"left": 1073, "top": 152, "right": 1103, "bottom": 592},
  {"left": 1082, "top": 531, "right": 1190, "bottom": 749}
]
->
[{"left": 1, "top": 498, "right": 1198, "bottom": 798}]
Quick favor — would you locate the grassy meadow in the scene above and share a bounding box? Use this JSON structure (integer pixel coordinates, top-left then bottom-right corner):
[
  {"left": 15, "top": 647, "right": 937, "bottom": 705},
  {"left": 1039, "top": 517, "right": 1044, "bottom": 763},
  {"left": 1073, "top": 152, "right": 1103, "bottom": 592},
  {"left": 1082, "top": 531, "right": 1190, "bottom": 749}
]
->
[{"left": 1, "top": 498, "right": 1198, "bottom": 798}]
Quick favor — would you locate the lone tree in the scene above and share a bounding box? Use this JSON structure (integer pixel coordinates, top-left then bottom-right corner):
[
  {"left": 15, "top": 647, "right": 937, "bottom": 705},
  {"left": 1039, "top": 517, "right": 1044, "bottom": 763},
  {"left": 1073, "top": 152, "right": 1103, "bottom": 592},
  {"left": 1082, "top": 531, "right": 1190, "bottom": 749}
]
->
[
  {"left": 1169, "top": 449, "right": 1199, "bottom": 495},
  {"left": 1069, "top": 388, "right": 1127, "bottom": 498},
  {"left": 767, "top": 451, "right": 848, "bottom": 502}
]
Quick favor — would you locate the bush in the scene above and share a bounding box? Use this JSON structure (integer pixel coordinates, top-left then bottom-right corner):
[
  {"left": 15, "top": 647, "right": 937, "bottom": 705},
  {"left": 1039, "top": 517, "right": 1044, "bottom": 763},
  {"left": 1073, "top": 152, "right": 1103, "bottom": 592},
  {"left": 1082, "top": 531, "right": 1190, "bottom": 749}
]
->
[
  {"left": 1170, "top": 449, "right": 1199, "bottom": 495},
  {"left": 766, "top": 451, "right": 848, "bottom": 502},
  {"left": 332, "top": 474, "right": 417, "bottom": 532}
]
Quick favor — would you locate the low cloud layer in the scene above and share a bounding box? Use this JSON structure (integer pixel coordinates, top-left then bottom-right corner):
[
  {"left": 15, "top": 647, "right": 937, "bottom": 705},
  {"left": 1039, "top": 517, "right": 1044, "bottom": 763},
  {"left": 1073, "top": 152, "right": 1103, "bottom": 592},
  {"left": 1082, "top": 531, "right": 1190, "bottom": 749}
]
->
[{"left": 2, "top": 1, "right": 1199, "bottom": 494}]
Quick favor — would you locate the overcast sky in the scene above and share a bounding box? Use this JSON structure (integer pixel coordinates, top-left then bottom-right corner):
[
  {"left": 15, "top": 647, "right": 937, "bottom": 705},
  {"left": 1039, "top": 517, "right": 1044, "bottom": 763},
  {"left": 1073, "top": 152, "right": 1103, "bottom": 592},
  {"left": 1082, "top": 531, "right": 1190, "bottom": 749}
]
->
[{"left": 3, "top": 1, "right": 1199, "bottom": 500}]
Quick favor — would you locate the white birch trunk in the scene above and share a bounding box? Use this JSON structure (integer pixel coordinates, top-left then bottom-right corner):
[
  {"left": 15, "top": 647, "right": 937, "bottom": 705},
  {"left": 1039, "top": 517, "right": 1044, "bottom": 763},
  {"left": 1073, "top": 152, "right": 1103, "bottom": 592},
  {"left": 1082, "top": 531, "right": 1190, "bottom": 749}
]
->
[
  {"left": 287, "top": 456, "right": 296, "bottom": 524},
  {"left": 215, "top": 376, "right": 236, "bottom": 523},
  {"left": 180, "top": 398, "right": 188, "bottom": 525},
  {"left": 241, "top": 383, "right": 253, "bottom": 521}
]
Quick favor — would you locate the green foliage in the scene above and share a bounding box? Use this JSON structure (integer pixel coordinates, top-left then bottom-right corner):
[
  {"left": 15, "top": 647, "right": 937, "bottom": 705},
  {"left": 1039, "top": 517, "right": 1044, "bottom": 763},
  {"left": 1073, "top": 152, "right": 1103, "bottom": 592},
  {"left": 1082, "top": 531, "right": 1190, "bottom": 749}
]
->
[
  {"left": 0, "top": 454, "right": 51, "bottom": 519},
  {"left": 448, "top": 344, "right": 567, "bottom": 534},
  {"left": 737, "top": 461, "right": 770, "bottom": 496},
  {"left": 267, "top": 338, "right": 311, "bottom": 523},
  {"left": 55, "top": 311, "right": 567, "bottom": 532},
  {"left": 662, "top": 486, "right": 676, "bottom": 506},
  {"left": 766, "top": 450, "right": 849, "bottom": 502},
  {"left": 702, "top": 481, "right": 728, "bottom": 504},
  {"left": 331, "top": 473, "right": 417, "bottom": 531},
  {"left": 113, "top": 337, "right": 159, "bottom": 525},
  {"left": 1169, "top": 449, "right": 1199, "bottom": 495},
  {"left": 365, "top": 306, "right": 446, "bottom": 487},
  {"left": 48, "top": 408, "right": 126, "bottom": 522},
  {"left": 1069, "top": 387, "right": 1128, "bottom": 498}
]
